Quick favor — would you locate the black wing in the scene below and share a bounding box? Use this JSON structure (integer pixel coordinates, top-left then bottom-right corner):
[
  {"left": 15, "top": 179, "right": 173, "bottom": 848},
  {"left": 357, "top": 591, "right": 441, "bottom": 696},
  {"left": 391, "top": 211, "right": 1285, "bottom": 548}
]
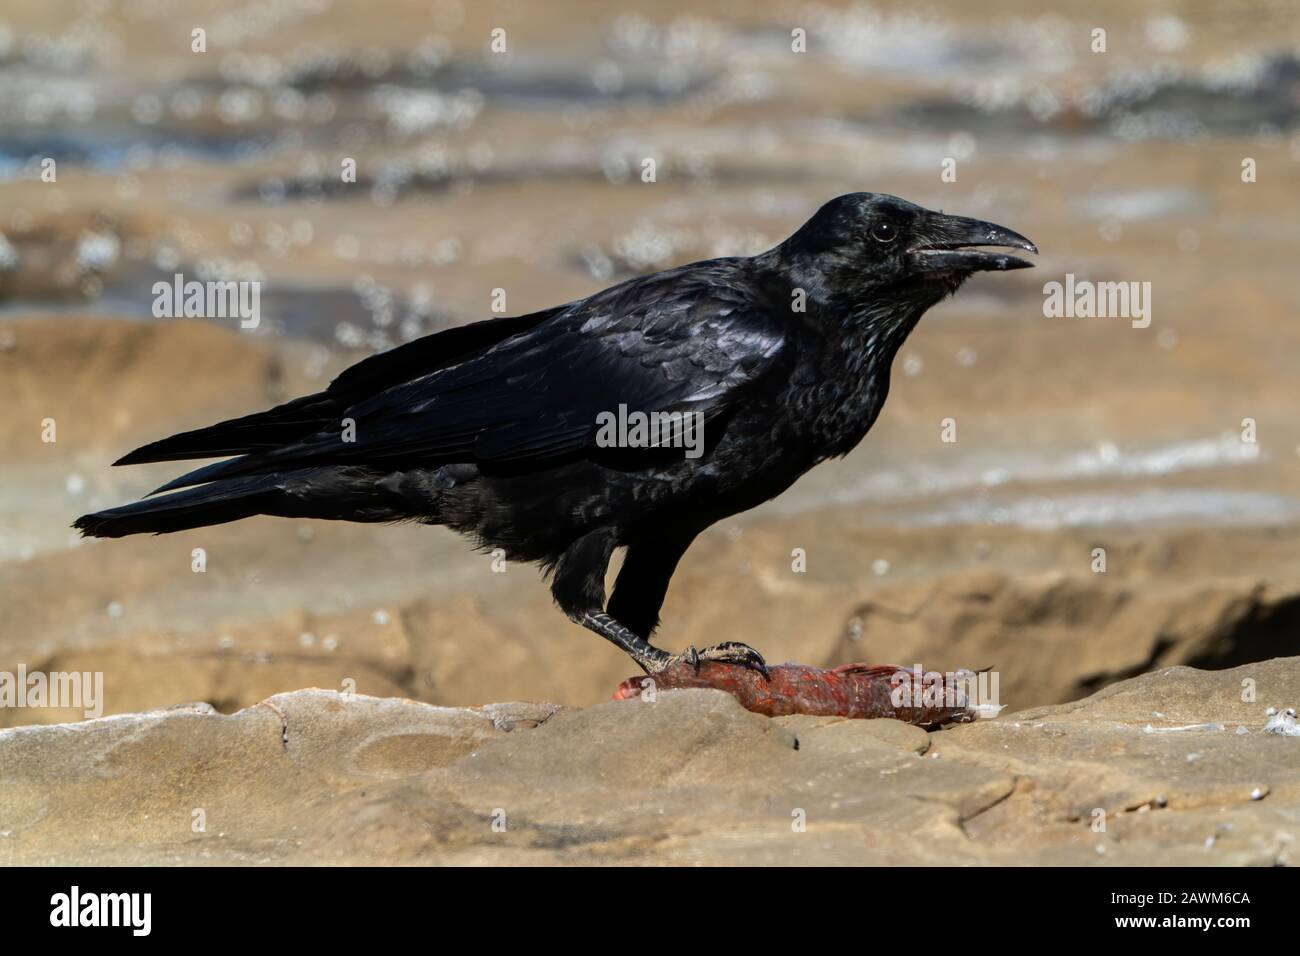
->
[
  {"left": 115, "top": 308, "right": 563, "bottom": 466},
  {"left": 153, "top": 261, "right": 787, "bottom": 490}
]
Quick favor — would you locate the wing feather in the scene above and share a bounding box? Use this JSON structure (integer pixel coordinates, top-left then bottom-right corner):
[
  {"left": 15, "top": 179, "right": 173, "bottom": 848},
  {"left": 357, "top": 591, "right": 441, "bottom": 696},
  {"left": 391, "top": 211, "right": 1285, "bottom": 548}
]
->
[{"left": 156, "top": 262, "right": 786, "bottom": 488}]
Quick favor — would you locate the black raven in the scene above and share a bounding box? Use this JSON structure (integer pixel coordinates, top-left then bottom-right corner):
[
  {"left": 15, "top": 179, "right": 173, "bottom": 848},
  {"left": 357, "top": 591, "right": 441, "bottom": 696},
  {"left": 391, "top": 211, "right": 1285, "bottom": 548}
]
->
[{"left": 75, "top": 193, "right": 1036, "bottom": 676}]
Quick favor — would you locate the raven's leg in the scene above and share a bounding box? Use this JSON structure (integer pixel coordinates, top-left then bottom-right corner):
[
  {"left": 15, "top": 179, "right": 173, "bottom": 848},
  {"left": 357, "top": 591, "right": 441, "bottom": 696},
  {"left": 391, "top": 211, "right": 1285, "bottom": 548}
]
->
[
  {"left": 610, "top": 532, "right": 768, "bottom": 676},
  {"left": 580, "top": 611, "right": 672, "bottom": 672},
  {"left": 551, "top": 528, "right": 672, "bottom": 671},
  {"left": 606, "top": 531, "right": 697, "bottom": 640},
  {"left": 553, "top": 528, "right": 768, "bottom": 676}
]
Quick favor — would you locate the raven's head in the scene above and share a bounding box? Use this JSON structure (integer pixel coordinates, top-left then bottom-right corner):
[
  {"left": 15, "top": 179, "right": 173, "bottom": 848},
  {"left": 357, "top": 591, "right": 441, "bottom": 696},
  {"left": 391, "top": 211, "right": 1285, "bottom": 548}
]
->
[{"left": 774, "top": 192, "right": 1037, "bottom": 305}]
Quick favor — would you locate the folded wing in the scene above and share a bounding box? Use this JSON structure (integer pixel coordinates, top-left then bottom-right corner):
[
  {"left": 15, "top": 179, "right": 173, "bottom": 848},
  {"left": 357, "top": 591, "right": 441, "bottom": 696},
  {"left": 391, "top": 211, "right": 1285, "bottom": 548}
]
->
[{"left": 150, "top": 262, "right": 787, "bottom": 492}]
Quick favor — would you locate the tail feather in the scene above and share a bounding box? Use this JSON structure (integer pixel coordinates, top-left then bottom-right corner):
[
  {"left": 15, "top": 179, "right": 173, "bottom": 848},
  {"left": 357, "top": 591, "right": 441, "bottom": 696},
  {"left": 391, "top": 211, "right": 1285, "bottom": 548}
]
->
[
  {"left": 113, "top": 393, "right": 337, "bottom": 466},
  {"left": 74, "top": 476, "right": 278, "bottom": 538},
  {"left": 147, "top": 456, "right": 251, "bottom": 496}
]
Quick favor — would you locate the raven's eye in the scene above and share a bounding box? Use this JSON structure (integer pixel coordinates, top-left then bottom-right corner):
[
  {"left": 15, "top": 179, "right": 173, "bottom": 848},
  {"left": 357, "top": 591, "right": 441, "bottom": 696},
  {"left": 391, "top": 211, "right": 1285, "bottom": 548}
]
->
[{"left": 871, "top": 222, "right": 898, "bottom": 243}]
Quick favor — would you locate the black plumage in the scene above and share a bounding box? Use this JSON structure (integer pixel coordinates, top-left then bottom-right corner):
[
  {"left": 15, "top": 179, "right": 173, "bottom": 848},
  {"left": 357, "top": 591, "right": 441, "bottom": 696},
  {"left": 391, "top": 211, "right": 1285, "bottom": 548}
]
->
[{"left": 75, "top": 193, "right": 1036, "bottom": 674}]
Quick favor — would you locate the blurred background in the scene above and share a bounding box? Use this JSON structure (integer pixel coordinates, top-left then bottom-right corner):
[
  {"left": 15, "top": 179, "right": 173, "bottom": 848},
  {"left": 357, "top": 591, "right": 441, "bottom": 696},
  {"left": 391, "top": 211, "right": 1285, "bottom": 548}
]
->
[{"left": 2, "top": 0, "right": 1298, "bottom": 724}]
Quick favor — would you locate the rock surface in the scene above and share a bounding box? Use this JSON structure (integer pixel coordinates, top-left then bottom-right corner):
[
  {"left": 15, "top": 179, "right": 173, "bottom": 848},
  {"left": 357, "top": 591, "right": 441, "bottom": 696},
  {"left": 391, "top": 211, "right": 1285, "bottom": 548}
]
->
[{"left": 2, "top": 659, "right": 1296, "bottom": 865}]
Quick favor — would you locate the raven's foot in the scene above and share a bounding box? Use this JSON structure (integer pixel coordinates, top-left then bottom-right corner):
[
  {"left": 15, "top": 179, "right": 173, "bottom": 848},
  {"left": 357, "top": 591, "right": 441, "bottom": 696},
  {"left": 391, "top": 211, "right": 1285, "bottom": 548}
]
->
[
  {"left": 579, "top": 612, "right": 769, "bottom": 679},
  {"left": 654, "top": 641, "right": 770, "bottom": 680}
]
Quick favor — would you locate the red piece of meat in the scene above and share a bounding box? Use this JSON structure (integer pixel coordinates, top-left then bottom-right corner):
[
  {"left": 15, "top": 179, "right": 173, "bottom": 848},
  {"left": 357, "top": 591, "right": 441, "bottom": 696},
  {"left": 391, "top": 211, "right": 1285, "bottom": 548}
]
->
[{"left": 613, "top": 661, "right": 982, "bottom": 729}]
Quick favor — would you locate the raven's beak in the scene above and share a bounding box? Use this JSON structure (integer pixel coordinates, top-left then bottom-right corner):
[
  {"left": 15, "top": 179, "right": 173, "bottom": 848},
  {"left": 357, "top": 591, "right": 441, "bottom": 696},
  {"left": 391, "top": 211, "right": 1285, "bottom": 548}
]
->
[{"left": 908, "top": 213, "right": 1038, "bottom": 273}]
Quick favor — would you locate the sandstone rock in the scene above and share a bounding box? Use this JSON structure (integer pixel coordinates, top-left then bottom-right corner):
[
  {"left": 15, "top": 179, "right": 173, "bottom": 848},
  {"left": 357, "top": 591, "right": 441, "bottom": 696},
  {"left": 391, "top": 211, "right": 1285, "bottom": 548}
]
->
[{"left": 1, "top": 660, "right": 1295, "bottom": 865}]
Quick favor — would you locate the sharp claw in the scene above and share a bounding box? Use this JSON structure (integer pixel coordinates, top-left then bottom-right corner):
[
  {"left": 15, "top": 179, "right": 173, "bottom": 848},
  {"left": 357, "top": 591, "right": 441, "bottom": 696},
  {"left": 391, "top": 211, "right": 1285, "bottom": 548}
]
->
[
  {"left": 745, "top": 650, "right": 770, "bottom": 681},
  {"left": 696, "top": 642, "right": 770, "bottom": 679},
  {"left": 653, "top": 642, "right": 770, "bottom": 679}
]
